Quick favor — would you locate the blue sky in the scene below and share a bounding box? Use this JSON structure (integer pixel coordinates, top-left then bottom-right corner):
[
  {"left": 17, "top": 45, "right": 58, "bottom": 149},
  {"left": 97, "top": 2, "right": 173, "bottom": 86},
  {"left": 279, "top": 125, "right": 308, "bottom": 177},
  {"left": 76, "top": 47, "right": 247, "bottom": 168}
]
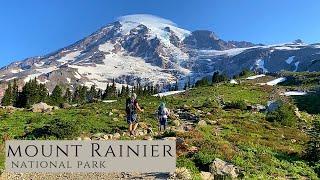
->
[{"left": 1, "top": 0, "right": 320, "bottom": 67}]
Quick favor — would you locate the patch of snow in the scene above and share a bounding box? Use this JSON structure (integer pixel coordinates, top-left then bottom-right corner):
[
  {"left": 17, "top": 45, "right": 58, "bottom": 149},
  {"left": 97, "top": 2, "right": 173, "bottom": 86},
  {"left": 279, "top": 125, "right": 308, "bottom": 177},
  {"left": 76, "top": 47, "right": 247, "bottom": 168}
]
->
[
  {"left": 255, "top": 59, "right": 268, "bottom": 72},
  {"left": 152, "top": 90, "right": 185, "bottom": 97},
  {"left": 36, "top": 66, "right": 58, "bottom": 74},
  {"left": 198, "top": 47, "right": 251, "bottom": 57},
  {"left": 66, "top": 78, "right": 71, "bottom": 83},
  {"left": 246, "top": 74, "right": 266, "bottom": 80},
  {"left": 313, "top": 45, "right": 320, "bottom": 48},
  {"left": 102, "top": 100, "right": 117, "bottom": 103},
  {"left": 273, "top": 46, "right": 300, "bottom": 50},
  {"left": 57, "top": 51, "right": 81, "bottom": 65},
  {"left": 285, "top": 56, "right": 295, "bottom": 64},
  {"left": 34, "top": 62, "right": 45, "bottom": 67},
  {"left": 118, "top": 14, "right": 190, "bottom": 60},
  {"left": 69, "top": 53, "right": 181, "bottom": 90},
  {"left": 229, "top": 79, "right": 238, "bottom": 84},
  {"left": 5, "top": 77, "right": 17, "bottom": 81},
  {"left": 118, "top": 14, "right": 190, "bottom": 41},
  {"left": 74, "top": 72, "right": 82, "bottom": 79},
  {"left": 11, "top": 69, "right": 24, "bottom": 74},
  {"left": 24, "top": 73, "right": 43, "bottom": 83},
  {"left": 98, "top": 42, "right": 115, "bottom": 52},
  {"left": 265, "top": 77, "right": 286, "bottom": 86},
  {"left": 23, "top": 66, "right": 57, "bottom": 83},
  {"left": 280, "top": 91, "right": 307, "bottom": 96},
  {"left": 37, "top": 79, "right": 50, "bottom": 84},
  {"left": 294, "top": 61, "right": 300, "bottom": 72}
]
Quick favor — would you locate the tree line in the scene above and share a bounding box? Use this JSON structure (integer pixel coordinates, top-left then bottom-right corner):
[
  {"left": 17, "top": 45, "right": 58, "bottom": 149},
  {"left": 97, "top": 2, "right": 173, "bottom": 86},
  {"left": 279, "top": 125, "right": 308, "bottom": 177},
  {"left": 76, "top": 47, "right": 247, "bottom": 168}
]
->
[{"left": 1, "top": 78, "right": 160, "bottom": 108}]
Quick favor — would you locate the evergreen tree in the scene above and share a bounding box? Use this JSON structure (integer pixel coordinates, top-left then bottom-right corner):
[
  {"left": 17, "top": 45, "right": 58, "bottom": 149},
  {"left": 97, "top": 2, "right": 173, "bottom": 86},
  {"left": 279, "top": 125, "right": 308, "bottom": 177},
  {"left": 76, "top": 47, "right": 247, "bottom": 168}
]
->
[
  {"left": 50, "top": 85, "right": 63, "bottom": 106},
  {"left": 212, "top": 71, "right": 228, "bottom": 84},
  {"left": 38, "top": 83, "right": 48, "bottom": 103},
  {"left": 195, "top": 77, "right": 209, "bottom": 87},
  {"left": 79, "top": 86, "right": 88, "bottom": 104},
  {"left": 87, "top": 85, "right": 97, "bottom": 102},
  {"left": 174, "top": 81, "right": 179, "bottom": 91},
  {"left": 12, "top": 79, "right": 19, "bottom": 106},
  {"left": 111, "top": 79, "right": 117, "bottom": 97},
  {"left": 18, "top": 78, "right": 41, "bottom": 108},
  {"left": 96, "top": 89, "right": 103, "bottom": 100},
  {"left": 125, "top": 85, "right": 130, "bottom": 97},
  {"left": 64, "top": 88, "right": 72, "bottom": 103},
  {"left": 72, "top": 86, "right": 81, "bottom": 103},
  {"left": 1, "top": 83, "right": 13, "bottom": 106},
  {"left": 120, "top": 85, "right": 126, "bottom": 97},
  {"left": 102, "top": 84, "right": 110, "bottom": 100}
]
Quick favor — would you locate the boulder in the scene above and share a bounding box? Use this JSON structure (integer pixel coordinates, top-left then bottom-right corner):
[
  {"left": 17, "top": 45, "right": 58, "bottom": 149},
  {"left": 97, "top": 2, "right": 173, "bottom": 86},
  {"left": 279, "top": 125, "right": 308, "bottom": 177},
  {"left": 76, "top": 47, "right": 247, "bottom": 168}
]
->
[
  {"left": 113, "top": 133, "right": 121, "bottom": 139},
  {"left": 162, "top": 137, "right": 176, "bottom": 141},
  {"left": 109, "top": 112, "right": 114, "bottom": 116},
  {"left": 197, "top": 120, "right": 207, "bottom": 126},
  {"left": 200, "top": 171, "right": 214, "bottom": 180},
  {"left": 53, "top": 106, "right": 59, "bottom": 110},
  {"left": 103, "top": 134, "right": 109, "bottom": 140},
  {"left": 267, "top": 100, "right": 280, "bottom": 112},
  {"left": 207, "top": 120, "right": 217, "bottom": 125},
  {"left": 143, "top": 136, "right": 153, "bottom": 141},
  {"left": 93, "top": 133, "right": 105, "bottom": 138},
  {"left": 294, "top": 107, "right": 302, "bottom": 119},
  {"left": 173, "top": 120, "right": 181, "bottom": 127},
  {"left": 61, "top": 103, "right": 72, "bottom": 109},
  {"left": 83, "top": 137, "right": 91, "bottom": 141},
  {"left": 209, "top": 158, "right": 242, "bottom": 179},
  {"left": 111, "top": 109, "right": 119, "bottom": 113},
  {"left": 31, "top": 102, "right": 53, "bottom": 113},
  {"left": 171, "top": 167, "right": 192, "bottom": 180},
  {"left": 137, "top": 131, "right": 145, "bottom": 136},
  {"left": 176, "top": 137, "right": 185, "bottom": 146},
  {"left": 139, "top": 122, "right": 148, "bottom": 129},
  {"left": 146, "top": 127, "right": 153, "bottom": 134}
]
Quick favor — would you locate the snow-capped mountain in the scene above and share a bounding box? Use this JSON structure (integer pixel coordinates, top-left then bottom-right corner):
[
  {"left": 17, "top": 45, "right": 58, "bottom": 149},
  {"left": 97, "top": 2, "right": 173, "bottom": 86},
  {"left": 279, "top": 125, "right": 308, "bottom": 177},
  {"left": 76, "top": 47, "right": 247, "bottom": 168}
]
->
[{"left": 1, "top": 14, "right": 320, "bottom": 94}]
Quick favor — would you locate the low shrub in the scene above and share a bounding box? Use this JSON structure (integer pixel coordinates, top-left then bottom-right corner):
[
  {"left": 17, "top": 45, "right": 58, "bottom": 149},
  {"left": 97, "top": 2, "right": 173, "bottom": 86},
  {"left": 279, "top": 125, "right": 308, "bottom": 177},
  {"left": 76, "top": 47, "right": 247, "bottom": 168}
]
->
[
  {"left": 224, "top": 100, "right": 247, "bottom": 110},
  {"left": 266, "top": 102, "right": 298, "bottom": 126},
  {"left": 25, "top": 118, "right": 80, "bottom": 139}
]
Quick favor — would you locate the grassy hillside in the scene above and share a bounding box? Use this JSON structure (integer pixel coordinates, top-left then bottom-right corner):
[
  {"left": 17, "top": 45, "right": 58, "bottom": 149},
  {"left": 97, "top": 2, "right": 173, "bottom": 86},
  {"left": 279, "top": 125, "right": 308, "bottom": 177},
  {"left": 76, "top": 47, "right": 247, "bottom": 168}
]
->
[{"left": 0, "top": 81, "right": 319, "bottom": 179}]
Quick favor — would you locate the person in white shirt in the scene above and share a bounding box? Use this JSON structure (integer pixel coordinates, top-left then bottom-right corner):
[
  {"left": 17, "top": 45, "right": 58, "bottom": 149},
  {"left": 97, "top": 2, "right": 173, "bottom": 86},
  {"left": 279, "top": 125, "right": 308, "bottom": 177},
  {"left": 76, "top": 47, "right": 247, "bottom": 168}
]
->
[{"left": 157, "top": 102, "right": 170, "bottom": 132}]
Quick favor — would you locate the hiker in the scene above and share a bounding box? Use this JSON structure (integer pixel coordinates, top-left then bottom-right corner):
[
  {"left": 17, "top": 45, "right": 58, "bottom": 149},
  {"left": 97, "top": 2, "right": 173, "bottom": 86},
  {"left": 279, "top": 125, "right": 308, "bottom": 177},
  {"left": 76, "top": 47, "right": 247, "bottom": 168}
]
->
[
  {"left": 126, "top": 93, "right": 144, "bottom": 136},
  {"left": 157, "top": 102, "right": 170, "bottom": 132}
]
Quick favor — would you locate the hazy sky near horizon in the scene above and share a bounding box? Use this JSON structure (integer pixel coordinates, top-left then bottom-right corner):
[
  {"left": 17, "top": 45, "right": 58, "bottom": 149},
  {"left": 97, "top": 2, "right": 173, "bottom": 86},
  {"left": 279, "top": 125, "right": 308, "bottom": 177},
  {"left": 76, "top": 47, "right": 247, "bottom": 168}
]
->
[{"left": 1, "top": 0, "right": 320, "bottom": 67}]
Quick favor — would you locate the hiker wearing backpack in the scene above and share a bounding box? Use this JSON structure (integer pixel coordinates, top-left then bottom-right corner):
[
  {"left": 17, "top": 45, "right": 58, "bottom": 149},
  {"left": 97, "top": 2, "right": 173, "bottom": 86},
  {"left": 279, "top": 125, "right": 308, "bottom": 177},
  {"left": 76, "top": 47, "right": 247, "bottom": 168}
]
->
[
  {"left": 158, "top": 102, "right": 170, "bottom": 132},
  {"left": 126, "top": 93, "right": 144, "bottom": 136}
]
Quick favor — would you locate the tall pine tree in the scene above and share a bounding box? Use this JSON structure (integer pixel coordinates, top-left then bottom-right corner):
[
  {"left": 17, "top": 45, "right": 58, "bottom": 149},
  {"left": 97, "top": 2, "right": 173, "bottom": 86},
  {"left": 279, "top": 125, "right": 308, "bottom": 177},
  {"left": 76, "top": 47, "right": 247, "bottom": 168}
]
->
[
  {"left": 1, "top": 83, "right": 13, "bottom": 106},
  {"left": 64, "top": 88, "right": 72, "bottom": 103},
  {"left": 50, "top": 85, "right": 63, "bottom": 106}
]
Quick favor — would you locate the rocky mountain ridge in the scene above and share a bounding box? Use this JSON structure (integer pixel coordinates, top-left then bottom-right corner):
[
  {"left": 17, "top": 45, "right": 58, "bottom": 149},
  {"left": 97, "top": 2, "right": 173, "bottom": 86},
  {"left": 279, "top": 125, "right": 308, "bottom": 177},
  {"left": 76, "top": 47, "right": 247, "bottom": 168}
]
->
[{"left": 0, "top": 14, "right": 320, "bottom": 96}]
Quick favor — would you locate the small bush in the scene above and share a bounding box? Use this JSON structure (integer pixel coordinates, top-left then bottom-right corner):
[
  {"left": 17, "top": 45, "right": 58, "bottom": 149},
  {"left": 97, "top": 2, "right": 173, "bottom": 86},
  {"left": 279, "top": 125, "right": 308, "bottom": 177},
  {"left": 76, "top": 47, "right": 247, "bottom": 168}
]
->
[
  {"left": 224, "top": 100, "right": 247, "bottom": 110},
  {"left": 202, "top": 98, "right": 220, "bottom": 108},
  {"left": 195, "top": 77, "right": 210, "bottom": 87},
  {"left": 306, "top": 119, "right": 320, "bottom": 164},
  {"left": 266, "top": 102, "right": 298, "bottom": 126},
  {"left": 193, "top": 151, "right": 215, "bottom": 170},
  {"left": 25, "top": 118, "right": 80, "bottom": 139},
  {"left": 314, "top": 162, "right": 320, "bottom": 177},
  {"left": 47, "top": 118, "right": 80, "bottom": 139}
]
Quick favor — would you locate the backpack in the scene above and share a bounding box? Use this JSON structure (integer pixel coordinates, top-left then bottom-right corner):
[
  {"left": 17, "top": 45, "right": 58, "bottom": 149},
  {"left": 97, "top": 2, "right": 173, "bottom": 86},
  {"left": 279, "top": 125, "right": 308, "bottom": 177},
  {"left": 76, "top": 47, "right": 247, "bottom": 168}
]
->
[
  {"left": 126, "top": 98, "right": 136, "bottom": 114},
  {"left": 158, "top": 106, "right": 166, "bottom": 116}
]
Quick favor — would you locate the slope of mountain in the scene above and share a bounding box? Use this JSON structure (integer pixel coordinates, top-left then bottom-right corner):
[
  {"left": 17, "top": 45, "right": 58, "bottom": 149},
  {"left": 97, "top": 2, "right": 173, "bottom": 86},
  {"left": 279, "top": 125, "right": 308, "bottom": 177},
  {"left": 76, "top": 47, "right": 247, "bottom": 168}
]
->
[{"left": 1, "top": 14, "right": 320, "bottom": 94}]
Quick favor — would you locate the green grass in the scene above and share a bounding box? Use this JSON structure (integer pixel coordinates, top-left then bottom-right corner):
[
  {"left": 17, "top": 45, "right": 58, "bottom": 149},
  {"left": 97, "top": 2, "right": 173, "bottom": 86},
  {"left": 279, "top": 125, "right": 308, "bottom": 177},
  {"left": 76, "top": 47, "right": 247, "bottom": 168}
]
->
[{"left": 0, "top": 83, "right": 319, "bottom": 178}]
